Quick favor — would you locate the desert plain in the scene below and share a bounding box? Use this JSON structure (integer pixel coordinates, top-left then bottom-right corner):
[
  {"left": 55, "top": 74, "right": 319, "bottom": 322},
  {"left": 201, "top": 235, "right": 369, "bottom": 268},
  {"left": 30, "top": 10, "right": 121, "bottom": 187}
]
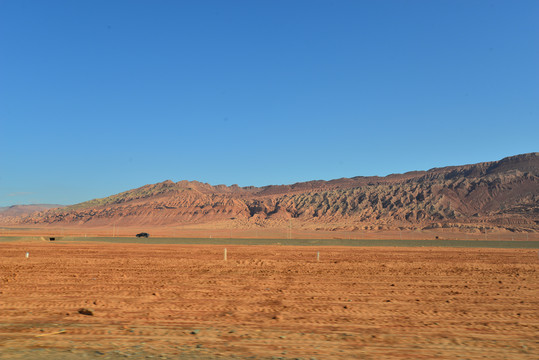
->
[{"left": 1, "top": 238, "right": 538, "bottom": 359}]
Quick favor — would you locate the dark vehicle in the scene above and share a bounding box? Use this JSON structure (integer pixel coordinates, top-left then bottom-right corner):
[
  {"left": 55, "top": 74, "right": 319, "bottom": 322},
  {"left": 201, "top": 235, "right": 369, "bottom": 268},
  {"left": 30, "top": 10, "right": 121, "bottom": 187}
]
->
[{"left": 136, "top": 232, "right": 150, "bottom": 238}]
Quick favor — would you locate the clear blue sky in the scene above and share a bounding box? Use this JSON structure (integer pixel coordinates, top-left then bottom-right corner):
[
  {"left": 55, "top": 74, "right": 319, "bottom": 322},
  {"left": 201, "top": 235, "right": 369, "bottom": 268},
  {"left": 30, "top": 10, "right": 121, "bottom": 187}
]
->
[{"left": 1, "top": 0, "right": 538, "bottom": 206}]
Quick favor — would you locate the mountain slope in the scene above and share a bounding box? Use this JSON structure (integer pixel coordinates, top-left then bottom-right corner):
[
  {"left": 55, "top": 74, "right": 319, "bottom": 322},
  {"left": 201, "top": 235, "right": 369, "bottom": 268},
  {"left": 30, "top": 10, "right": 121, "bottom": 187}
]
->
[
  {"left": 0, "top": 204, "right": 64, "bottom": 219},
  {"left": 7, "top": 153, "right": 539, "bottom": 232}
]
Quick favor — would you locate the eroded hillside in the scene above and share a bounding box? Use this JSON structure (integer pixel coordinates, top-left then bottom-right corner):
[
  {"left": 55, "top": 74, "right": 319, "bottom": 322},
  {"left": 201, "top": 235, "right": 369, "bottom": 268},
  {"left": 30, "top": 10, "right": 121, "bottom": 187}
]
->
[{"left": 6, "top": 153, "right": 538, "bottom": 232}]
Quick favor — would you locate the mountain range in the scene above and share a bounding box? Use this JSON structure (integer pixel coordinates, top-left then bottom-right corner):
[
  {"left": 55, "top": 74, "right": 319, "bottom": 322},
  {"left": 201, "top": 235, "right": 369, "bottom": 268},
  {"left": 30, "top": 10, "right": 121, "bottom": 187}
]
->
[
  {"left": 0, "top": 204, "right": 64, "bottom": 219},
  {"left": 2, "top": 153, "right": 538, "bottom": 233}
]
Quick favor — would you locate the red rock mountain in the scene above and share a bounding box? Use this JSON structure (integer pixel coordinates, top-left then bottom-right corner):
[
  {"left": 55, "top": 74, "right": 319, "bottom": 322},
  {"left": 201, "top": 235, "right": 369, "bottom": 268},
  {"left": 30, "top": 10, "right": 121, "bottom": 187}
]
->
[
  {"left": 8, "top": 153, "right": 539, "bottom": 232},
  {"left": 0, "top": 204, "right": 64, "bottom": 219}
]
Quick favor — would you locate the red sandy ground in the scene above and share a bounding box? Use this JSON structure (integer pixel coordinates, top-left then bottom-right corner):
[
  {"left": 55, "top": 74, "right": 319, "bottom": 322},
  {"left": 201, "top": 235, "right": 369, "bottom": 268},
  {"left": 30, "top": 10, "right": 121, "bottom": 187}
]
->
[{"left": 0, "top": 243, "right": 538, "bottom": 359}]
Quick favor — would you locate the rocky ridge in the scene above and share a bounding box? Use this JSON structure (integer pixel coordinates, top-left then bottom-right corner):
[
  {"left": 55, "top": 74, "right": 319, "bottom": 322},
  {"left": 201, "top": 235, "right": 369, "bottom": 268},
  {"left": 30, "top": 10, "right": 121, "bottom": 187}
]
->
[
  {"left": 0, "top": 204, "right": 64, "bottom": 219},
  {"left": 6, "top": 153, "right": 539, "bottom": 232}
]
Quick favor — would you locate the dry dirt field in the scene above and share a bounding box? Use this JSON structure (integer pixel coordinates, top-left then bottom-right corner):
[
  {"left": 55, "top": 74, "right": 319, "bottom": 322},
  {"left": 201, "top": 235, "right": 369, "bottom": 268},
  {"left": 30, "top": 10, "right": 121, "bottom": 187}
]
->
[{"left": 0, "top": 242, "right": 538, "bottom": 359}]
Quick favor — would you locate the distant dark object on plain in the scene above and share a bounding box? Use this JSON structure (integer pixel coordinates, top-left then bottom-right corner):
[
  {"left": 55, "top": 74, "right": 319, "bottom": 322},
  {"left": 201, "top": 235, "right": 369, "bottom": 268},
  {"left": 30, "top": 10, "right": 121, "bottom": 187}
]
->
[
  {"left": 49, "top": 237, "right": 55, "bottom": 241},
  {"left": 78, "top": 308, "right": 94, "bottom": 316},
  {"left": 136, "top": 232, "right": 149, "bottom": 238}
]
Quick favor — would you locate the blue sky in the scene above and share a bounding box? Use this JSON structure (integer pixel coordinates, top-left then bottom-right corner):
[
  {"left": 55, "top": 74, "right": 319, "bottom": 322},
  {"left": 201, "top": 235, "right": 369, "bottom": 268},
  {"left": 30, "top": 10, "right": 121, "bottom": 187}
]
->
[{"left": 0, "top": 0, "right": 537, "bottom": 206}]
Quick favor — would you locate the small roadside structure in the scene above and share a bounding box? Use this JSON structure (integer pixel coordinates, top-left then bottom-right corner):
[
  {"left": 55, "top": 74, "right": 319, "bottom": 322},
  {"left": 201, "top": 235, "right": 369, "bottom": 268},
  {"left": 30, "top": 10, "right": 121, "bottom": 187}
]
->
[{"left": 136, "top": 232, "right": 149, "bottom": 238}]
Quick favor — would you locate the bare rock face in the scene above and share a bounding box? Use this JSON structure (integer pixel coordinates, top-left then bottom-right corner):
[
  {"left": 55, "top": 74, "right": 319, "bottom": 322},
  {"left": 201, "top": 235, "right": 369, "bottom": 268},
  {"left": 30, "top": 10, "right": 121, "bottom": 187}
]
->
[{"left": 7, "top": 153, "right": 539, "bottom": 232}]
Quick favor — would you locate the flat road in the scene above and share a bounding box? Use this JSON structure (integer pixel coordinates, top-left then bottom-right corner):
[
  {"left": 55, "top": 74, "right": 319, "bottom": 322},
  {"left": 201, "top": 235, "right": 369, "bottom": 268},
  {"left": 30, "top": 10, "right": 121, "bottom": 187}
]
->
[{"left": 2, "top": 236, "right": 539, "bottom": 248}]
